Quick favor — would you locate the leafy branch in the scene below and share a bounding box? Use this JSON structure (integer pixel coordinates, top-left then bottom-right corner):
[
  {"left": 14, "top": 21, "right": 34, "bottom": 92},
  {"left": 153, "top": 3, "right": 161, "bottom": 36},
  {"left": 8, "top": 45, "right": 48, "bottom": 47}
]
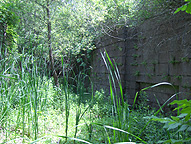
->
[{"left": 174, "top": 0, "right": 191, "bottom": 14}]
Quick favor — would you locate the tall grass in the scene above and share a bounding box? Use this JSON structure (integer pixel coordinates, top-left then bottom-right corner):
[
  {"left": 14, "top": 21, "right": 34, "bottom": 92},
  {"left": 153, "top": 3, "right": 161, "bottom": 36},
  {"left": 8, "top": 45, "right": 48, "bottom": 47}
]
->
[
  {"left": 59, "top": 56, "right": 95, "bottom": 143},
  {"left": 1, "top": 48, "right": 188, "bottom": 143},
  {"left": 101, "top": 50, "right": 137, "bottom": 142},
  {"left": 99, "top": 50, "right": 181, "bottom": 143},
  {"left": 0, "top": 47, "right": 95, "bottom": 143},
  {"left": 0, "top": 50, "right": 54, "bottom": 143}
]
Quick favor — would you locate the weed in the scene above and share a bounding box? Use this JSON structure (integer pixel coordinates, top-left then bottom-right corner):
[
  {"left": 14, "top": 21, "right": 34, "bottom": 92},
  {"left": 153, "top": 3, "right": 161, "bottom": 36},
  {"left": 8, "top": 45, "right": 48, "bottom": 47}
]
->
[
  {"left": 116, "top": 62, "right": 123, "bottom": 66},
  {"left": 134, "top": 71, "right": 140, "bottom": 76},
  {"left": 174, "top": 75, "right": 183, "bottom": 80},
  {"left": 1, "top": 50, "right": 190, "bottom": 144},
  {"left": 170, "top": 57, "right": 181, "bottom": 64},
  {"left": 147, "top": 73, "right": 152, "bottom": 78},
  {"left": 118, "top": 47, "right": 123, "bottom": 51},
  {"left": 134, "top": 45, "right": 139, "bottom": 50},
  {"left": 131, "top": 62, "right": 139, "bottom": 66},
  {"left": 132, "top": 54, "right": 140, "bottom": 59},
  {"left": 135, "top": 91, "right": 150, "bottom": 113},
  {"left": 181, "top": 57, "right": 190, "bottom": 63},
  {"left": 152, "top": 60, "right": 158, "bottom": 65},
  {"left": 147, "top": 99, "right": 191, "bottom": 143},
  {"left": 141, "top": 60, "right": 147, "bottom": 66}
]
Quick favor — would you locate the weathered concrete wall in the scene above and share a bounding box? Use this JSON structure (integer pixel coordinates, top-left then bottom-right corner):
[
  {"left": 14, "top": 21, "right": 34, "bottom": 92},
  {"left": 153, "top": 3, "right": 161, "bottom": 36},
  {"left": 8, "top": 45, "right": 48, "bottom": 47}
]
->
[{"left": 91, "top": 12, "right": 191, "bottom": 109}]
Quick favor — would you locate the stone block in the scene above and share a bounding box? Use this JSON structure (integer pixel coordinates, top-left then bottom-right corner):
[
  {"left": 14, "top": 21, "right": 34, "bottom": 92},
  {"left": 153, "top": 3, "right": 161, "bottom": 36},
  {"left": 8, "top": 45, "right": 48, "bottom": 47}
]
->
[
  {"left": 126, "top": 88, "right": 137, "bottom": 102},
  {"left": 155, "top": 63, "right": 169, "bottom": 76},
  {"left": 106, "top": 50, "right": 124, "bottom": 58},
  {"left": 178, "top": 92, "right": 191, "bottom": 100},
  {"left": 169, "top": 50, "right": 183, "bottom": 62},
  {"left": 181, "top": 77, "right": 191, "bottom": 86},
  {"left": 135, "top": 74, "right": 155, "bottom": 83},
  {"left": 126, "top": 48, "right": 136, "bottom": 57},
  {"left": 170, "top": 76, "right": 182, "bottom": 86},
  {"left": 125, "top": 62, "right": 137, "bottom": 70},
  {"left": 182, "top": 63, "right": 191, "bottom": 76},
  {"left": 142, "top": 50, "right": 158, "bottom": 62},
  {"left": 179, "top": 86, "right": 191, "bottom": 100},
  {"left": 158, "top": 51, "right": 170, "bottom": 64},
  {"left": 182, "top": 31, "right": 191, "bottom": 46},
  {"left": 169, "top": 63, "right": 183, "bottom": 76},
  {"left": 125, "top": 81, "right": 136, "bottom": 90}
]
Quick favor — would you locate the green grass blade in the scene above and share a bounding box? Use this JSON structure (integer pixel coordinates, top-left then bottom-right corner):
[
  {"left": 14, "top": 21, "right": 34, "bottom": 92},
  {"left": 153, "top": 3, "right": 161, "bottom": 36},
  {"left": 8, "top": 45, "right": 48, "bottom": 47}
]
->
[
  {"left": 0, "top": 74, "right": 18, "bottom": 80},
  {"left": 133, "top": 92, "right": 139, "bottom": 109},
  {"left": 133, "top": 82, "right": 176, "bottom": 109},
  {"left": 101, "top": 51, "right": 117, "bottom": 95},
  {"left": 100, "top": 51, "right": 109, "bottom": 70},
  {"left": 154, "top": 94, "right": 164, "bottom": 113},
  {"left": 103, "top": 125, "right": 147, "bottom": 143},
  {"left": 141, "top": 82, "right": 174, "bottom": 91},
  {"left": 104, "top": 50, "right": 115, "bottom": 71},
  {"left": 137, "top": 93, "right": 179, "bottom": 139},
  {"left": 104, "top": 126, "right": 111, "bottom": 144},
  {"left": 93, "top": 123, "right": 147, "bottom": 144}
]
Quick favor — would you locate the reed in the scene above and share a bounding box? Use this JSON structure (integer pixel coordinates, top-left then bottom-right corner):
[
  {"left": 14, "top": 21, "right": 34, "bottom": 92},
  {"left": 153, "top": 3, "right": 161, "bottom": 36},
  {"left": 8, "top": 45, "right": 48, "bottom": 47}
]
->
[
  {"left": 1, "top": 48, "right": 186, "bottom": 144},
  {"left": 99, "top": 50, "right": 180, "bottom": 143},
  {"left": 0, "top": 49, "right": 54, "bottom": 142},
  {"left": 100, "top": 50, "right": 136, "bottom": 142}
]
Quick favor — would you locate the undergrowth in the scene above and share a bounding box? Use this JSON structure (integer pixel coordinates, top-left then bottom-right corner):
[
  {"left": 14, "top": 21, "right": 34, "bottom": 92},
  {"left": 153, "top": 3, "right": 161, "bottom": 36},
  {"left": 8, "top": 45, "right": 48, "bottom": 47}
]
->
[{"left": 0, "top": 51, "right": 190, "bottom": 144}]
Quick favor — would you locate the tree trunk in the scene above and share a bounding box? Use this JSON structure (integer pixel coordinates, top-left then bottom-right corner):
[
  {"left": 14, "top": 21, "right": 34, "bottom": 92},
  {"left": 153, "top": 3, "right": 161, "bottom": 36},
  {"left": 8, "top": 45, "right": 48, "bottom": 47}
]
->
[{"left": 46, "top": 0, "right": 59, "bottom": 87}]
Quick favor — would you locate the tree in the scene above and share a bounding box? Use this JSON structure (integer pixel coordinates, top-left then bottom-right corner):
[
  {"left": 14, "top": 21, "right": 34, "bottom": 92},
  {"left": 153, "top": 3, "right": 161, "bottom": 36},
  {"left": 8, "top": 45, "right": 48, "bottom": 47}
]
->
[
  {"left": 175, "top": 0, "right": 191, "bottom": 14},
  {"left": 46, "top": 0, "right": 59, "bottom": 86},
  {"left": 13, "top": 0, "right": 59, "bottom": 86},
  {"left": 0, "top": 0, "right": 19, "bottom": 59}
]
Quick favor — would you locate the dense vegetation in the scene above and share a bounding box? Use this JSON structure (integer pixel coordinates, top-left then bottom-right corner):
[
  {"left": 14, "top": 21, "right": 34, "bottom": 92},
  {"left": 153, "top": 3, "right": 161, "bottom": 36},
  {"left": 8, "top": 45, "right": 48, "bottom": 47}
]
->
[{"left": 0, "top": 0, "right": 190, "bottom": 143}]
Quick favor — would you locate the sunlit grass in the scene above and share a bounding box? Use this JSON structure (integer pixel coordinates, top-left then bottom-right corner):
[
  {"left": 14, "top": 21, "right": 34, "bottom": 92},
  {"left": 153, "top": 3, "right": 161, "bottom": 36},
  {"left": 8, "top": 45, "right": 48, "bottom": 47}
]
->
[
  {"left": 1, "top": 50, "right": 190, "bottom": 144},
  {"left": 0, "top": 102, "right": 97, "bottom": 143}
]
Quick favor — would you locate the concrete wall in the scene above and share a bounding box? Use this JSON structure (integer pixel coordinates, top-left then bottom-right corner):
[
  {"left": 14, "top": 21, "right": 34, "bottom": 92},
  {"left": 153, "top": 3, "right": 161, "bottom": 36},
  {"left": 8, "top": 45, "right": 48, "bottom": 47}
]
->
[{"left": 91, "top": 12, "right": 191, "bottom": 109}]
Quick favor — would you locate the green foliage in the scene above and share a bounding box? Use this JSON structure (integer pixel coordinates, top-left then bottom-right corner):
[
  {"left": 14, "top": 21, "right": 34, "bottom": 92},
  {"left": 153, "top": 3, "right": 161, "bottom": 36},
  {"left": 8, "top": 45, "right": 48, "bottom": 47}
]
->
[
  {"left": 0, "top": 0, "right": 19, "bottom": 56},
  {"left": 0, "top": 53, "right": 55, "bottom": 141},
  {"left": 0, "top": 1, "right": 19, "bottom": 26},
  {"left": 135, "top": 91, "right": 150, "bottom": 112},
  {"left": 131, "top": 62, "right": 138, "bottom": 66},
  {"left": 133, "top": 44, "right": 139, "bottom": 50},
  {"left": 91, "top": 90, "right": 113, "bottom": 118},
  {"left": 99, "top": 51, "right": 172, "bottom": 143},
  {"left": 1, "top": 0, "right": 191, "bottom": 143},
  {"left": 1, "top": 49, "right": 189, "bottom": 144},
  {"left": 175, "top": 0, "right": 191, "bottom": 14},
  {"left": 134, "top": 70, "right": 140, "bottom": 76},
  {"left": 181, "top": 57, "right": 190, "bottom": 62},
  {"left": 9, "top": 0, "right": 134, "bottom": 74},
  {"left": 1, "top": 0, "right": 184, "bottom": 76},
  {"left": 132, "top": 54, "right": 139, "bottom": 59},
  {"left": 170, "top": 60, "right": 181, "bottom": 64},
  {"left": 175, "top": 75, "right": 183, "bottom": 80},
  {"left": 146, "top": 99, "right": 191, "bottom": 143},
  {"left": 141, "top": 60, "right": 147, "bottom": 66}
]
